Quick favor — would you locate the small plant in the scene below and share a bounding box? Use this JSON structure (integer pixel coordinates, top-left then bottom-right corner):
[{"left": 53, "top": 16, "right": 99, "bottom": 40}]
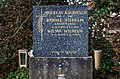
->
[
  {"left": 117, "top": 48, "right": 120, "bottom": 65},
  {"left": 100, "top": 39, "right": 115, "bottom": 70},
  {"left": 6, "top": 68, "right": 28, "bottom": 79},
  {"left": 118, "top": 48, "right": 120, "bottom": 56}
]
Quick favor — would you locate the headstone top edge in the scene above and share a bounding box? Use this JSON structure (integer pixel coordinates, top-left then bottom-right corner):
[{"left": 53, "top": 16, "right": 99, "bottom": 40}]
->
[
  {"left": 33, "top": 5, "right": 88, "bottom": 8},
  {"left": 31, "top": 56, "right": 92, "bottom": 59}
]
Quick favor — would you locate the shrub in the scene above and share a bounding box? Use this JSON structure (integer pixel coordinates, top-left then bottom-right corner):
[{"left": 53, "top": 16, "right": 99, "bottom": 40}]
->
[{"left": 6, "top": 68, "right": 28, "bottom": 79}]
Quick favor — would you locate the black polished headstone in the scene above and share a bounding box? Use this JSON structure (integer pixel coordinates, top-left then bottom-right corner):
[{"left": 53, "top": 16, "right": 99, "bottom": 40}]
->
[
  {"left": 33, "top": 6, "right": 88, "bottom": 57},
  {"left": 29, "top": 57, "right": 93, "bottom": 79}
]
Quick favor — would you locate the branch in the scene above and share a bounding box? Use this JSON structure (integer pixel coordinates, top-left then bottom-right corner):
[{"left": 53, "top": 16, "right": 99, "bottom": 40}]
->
[
  {"left": 3, "top": 12, "right": 32, "bottom": 41},
  {"left": 1, "top": 0, "right": 43, "bottom": 42}
]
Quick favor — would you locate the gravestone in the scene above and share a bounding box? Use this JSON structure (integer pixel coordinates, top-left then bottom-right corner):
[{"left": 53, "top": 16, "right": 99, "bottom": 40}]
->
[
  {"left": 33, "top": 6, "right": 88, "bottom": 57},
  {"left": 30, "top": 5, "right": 93, "bottom": 79}
]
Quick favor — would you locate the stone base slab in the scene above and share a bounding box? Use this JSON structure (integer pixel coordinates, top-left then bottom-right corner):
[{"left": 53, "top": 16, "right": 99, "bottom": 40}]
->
[{"left": 29, "top": 57, "right": 93, "bottom": 79}]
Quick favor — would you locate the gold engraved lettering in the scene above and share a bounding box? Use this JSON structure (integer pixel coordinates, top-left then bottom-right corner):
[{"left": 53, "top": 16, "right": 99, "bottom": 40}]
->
[
  {"left": 51, "top": 51, "right": 77, "bottom": 55},
  {"left": 64, "top": 29, "right": 83, "bottom": 33},
  {"left": 44, "top": 11, "right": 87, "bottom": 15},
  {"left": 54, "top": 23, "right": 76, "bottom": 25},
  {"left": 64, "top": 18, "right": 84, "bottom": 22},
  {"left": 47, "top": 29, "right": 62, "bottom": 33},
  {"left": 44, "top": 11, "right": 64, "bottom": 15},
  {"left": 46, "top": 18, "right": 62, "bottom": 22},
  {"left": 64, "top": 11, "right": 87, "bottom": 14},
  {"left": 52, "top": 26, "right": 78, "bottom": 29}
]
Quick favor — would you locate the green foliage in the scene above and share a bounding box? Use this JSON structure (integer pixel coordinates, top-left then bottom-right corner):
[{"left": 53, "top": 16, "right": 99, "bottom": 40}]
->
[
  {"left": 100, "top": 39, "right": 115, "bottom": 70},
  {"left": 92, "top": 37, "right": 115, "bottom": 70},
  {"left": 0, "top": 0, "right": 33, "bottom": 77},
  {"left": 89, "top": 0, "right": 119, "bottom": 75},
  {"left": 116, "top": 48, "right": 120, "bottom": 65},
  {"left": 89, "top": 0, "right": 119, "bottom": 76},
  {"left": 6, "top": 68, "right": 28, "bottom": 79},
  {"left": 118, "top": 48, "right": 120, "bottom": 54},
  {"left": 89, "top": 0, "right": 117, "bottom": 18},
  {"left": 92, "top": 38, "right": 118, "bottom": 78}
]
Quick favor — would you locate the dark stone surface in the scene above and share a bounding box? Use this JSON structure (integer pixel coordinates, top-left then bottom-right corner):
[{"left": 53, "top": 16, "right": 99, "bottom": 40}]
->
[
  {"left": 33, "top": 5, "right": 88, "bottom": 57},
  {"left": 29, "top": 57, "right": 93, "bottom": 79}
]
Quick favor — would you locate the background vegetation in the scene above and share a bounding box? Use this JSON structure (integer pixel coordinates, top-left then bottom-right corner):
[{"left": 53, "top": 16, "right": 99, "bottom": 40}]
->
[{"left": 0, "top": 0, "right": 120, "bottom": 79}]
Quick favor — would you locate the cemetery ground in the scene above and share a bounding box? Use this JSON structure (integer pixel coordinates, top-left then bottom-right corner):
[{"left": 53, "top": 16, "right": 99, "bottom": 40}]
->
[{"left": 0, "top": 0, "right": 120, "bottom": 79}]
